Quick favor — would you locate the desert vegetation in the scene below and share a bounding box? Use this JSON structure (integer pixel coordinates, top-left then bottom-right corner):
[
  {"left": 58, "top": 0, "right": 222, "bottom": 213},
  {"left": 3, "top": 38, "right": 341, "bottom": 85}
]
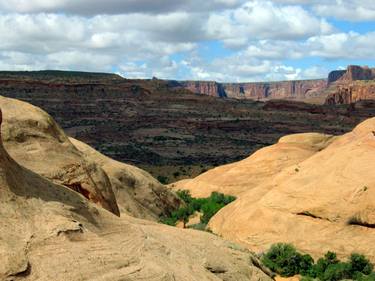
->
[
  {"left": 262, "top": 243, "right": 374, "bottom": 281},
  {"left": 160, "top": 190, "right": 236, "bottom": 228}
]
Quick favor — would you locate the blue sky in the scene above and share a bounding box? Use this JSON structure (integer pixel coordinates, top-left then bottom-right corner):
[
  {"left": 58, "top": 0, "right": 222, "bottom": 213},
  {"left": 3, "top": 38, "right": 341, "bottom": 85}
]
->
[{"left": 0, "top": 0, "right": 374, "bottom": 82}]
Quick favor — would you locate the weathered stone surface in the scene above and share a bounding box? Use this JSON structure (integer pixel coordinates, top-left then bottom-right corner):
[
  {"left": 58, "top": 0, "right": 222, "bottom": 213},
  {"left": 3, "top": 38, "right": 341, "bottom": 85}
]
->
[
  {"left": 70, "top": 137, "right": 181, "bottom": 220},
  {"left": 0, "top": 96, "right": 180, "bottom": 220},
  {"left": 0, "top": 101, "right": 272, "bottom": 281},
  {"left": 176, "top": 118, "right": 375, "bottom": 261}
]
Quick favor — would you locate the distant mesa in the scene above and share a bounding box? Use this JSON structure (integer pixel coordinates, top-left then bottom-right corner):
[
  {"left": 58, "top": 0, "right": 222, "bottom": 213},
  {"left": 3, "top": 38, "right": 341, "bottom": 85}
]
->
[
  {"left": 0, "top": 65, "right": 374, "bottom": 105},
  {"left": 170, "top": 79, "right": 328, "bottom": 101},
  {"left": 325, "top": 65, "right": 375, "bottom": 105},
  {"left": 167, "top": 65, "right": 375, "bottom": 105}
]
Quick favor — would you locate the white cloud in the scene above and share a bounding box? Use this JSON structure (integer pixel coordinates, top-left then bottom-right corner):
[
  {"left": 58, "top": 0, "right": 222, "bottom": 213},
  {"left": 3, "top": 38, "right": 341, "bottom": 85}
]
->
[
  {"left": 0, "top": 0, "right": 245, "bottom": 15},
  {"left": 0, "top": 0, "right": 373, "bottom": 82},
  {"left": 306, "top": 32, "right": 375, "bottom": 59},
  {"left": 273, "top": 0, "right": 375, "bottom": 21},
  {"left": 206, "top": 1, "right": 333, "bottom": 43},
  {"left": 314, "top": 0, "right": 375, "bottom": 21}
]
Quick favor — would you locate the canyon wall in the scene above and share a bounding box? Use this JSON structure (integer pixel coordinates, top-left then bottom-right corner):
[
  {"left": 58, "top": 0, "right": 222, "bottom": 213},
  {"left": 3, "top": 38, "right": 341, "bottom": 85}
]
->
[
  {"left": 176, "top": 65, "right": 375, "bottom": 104},
  {"left": 325, "top": 65, "right": 375, "bottom": 105},
  {"left": 325, "top": 83, "right": 375, "bottom": 105},
  {"left": 177, "top": 79, "right": 328, "bottom": 101}
]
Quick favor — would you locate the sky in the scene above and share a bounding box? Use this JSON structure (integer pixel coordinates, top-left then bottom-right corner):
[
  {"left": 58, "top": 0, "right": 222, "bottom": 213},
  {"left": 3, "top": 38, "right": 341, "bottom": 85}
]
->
[{"left": 0, "top": 0, "right": 374, "bottom": 82}]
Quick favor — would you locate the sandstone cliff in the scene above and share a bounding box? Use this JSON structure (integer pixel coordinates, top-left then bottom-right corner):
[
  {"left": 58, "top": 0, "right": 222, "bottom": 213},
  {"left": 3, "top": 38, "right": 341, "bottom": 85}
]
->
[
  {"left": 172, "top": 118, "right": 375, "bottom": 261},
  {"left": 325, "top": 65, "right": 375, "bottom": 104},
  {"left": 325, "top": 82, "right": 375, "bottom": 105},
  {"left": 0, "top": 99, "right": 272, "bottom": 281},
  {"left": 177, "top": 79, "right": 327, "bottom": 101}
]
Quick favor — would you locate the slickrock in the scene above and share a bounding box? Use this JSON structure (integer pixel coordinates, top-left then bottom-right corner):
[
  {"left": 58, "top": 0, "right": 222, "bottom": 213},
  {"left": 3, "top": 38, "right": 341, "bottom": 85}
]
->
[
  {"left": 171, "top": 133, "right": 336, "bottom": 198},
  {"left": 203, "top": 118, "right": 375, "bottom": 261},
  {"left": 0, "top": 104, "right": 272, "bottom": 281},
  {"left": 70, "top": 137, "right": 181, "bottom": 220},
  {"left": 0, "top": 95, "right": 120, "bottom": 216},
  {"left": 0, "top": 96, "right": 180, "bottom": 220}
]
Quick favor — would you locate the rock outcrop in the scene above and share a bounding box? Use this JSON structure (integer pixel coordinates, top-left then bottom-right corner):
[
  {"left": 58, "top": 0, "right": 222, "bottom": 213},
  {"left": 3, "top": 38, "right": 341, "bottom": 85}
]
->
[
  {"left": 176, "top": 79, "right": 327, "bottom": 101},
  {"left": 0, "top": 96, "right": 180, "bottom": 220},
  {"left": 70, "top": 137, "right": 181, "bottom": 220},
  {"left": 325, "top": 66, "right": 375, "bottom": 104},
  {"left": 180, "top": 81, "right": 227, "bottom": 98},
  {"left": 325, "top": 83, "right": 375, "bottom": 105},
  {"left": 336, "top": 65, "right": 375, "bottom": 82},
  {"left": 171, "top": 133, "right": 336, "bottom": 198},
  {"left": 0, "top": 100, "right": 272, "bottom": 281},
  {"left": 173, "top": 118, "right": 375, "bottom": 261}
]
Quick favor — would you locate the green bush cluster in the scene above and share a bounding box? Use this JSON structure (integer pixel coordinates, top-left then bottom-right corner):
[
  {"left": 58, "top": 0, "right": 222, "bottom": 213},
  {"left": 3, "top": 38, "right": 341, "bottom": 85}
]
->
[
  {"left": 157, "top": 175, "right": 169, "bottom": 184},
  {"left": 160, "top": 190, "right": 236, "bottom": 227},
  {"left": 262, "top": 243, "right": 374, "bottom": 281}
]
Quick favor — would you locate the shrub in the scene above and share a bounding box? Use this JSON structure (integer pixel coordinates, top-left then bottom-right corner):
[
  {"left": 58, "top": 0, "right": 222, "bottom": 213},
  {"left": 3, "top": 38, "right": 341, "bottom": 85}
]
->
[
  {"left": 322, "top": 262, "right": 351, "bottom": 281},
  {"left": 350, "top": 253, "right": 374, "bottom": 275},
  {"left": 157, "top": 175, "right": 169, "bottom": 184},
  {"left": 200, "top": 201, "right": 224, "bottom": 224},
  {"left": 261, "top": 243, "right": 313, "bottom": 277},
  {"left": 261, "top": 244, "right": 375, "bottom": 281},
  {"left": 161, "top": 190, "right": 236, "bottom": 227},
  {"left": 176, "top": 190, "right": 193, "bottom": 204},
  {"left": 313, "top": 251, "right": 340, "bottom": 279},
  {"left": 356, "top": 272, "right": 375, "bottom": 281},
  {"left": 159, "top": 216, "right": 177, "bottom": 226}
]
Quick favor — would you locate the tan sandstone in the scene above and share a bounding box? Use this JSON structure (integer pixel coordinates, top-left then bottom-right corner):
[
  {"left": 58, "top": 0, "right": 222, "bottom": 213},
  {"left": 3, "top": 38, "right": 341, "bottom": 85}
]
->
[{"left": 0, "top": 101, "right": 272, "bottom": 281}]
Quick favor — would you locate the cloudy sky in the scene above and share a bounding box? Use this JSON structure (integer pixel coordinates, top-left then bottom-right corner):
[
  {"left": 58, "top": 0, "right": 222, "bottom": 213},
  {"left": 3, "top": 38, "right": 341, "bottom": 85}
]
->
[{"left": 0, "top": 0, "right": 374, "bottom": 82}]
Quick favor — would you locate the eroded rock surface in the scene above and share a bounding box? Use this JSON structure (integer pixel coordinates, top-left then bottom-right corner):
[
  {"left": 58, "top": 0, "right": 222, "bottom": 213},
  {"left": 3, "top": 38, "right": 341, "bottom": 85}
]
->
[
  {"left": 0, "top": 96, "right": 180, "bottom": 220},
  {"left": 174, "top": 118, "right": 375, "bottom": 261},
  {"left": 0, "top": 102, "right": 272, "bottom": 281}
]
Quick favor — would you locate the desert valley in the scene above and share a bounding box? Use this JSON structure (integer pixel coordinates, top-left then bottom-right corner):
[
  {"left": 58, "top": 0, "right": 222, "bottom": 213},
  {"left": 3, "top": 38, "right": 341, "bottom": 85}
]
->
[
  {"left": 0, "top": 64, "right": 374, "bottom": 280},
  {"left": 0, "top": 0, "right": 375, "bottom": 280}
]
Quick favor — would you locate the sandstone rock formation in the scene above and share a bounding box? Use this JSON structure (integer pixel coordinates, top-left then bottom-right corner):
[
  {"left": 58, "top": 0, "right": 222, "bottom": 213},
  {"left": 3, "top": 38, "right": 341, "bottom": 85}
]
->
[
  {"left": 174, "top": 118, "right": 375, "bottom": 261},
  {"left": 70, "top": 137, "right": 181, "bottom": 220},
  {"left": 171, "top": 133, "right": 336, "bottom": 198},
  {"left": 0, "top": 96, "right": 180, "bottom": 220},
  {"left": 327, "top": 70, "right": 346, "bottom": 84},
  {"left": 177, "top": 79, "right": 327, "bottom": 101},
  {"left": 0, "top": 103, "right": 272, "bottom": 281},
  {"left": 180, "top": 81, "right": 227, "bottom": 98},
  {"left": 325, "top": 83, "right": 375, "bottom": 105},
  {"left": 335, "top": 65, "right": 375, "bottom": 82},
  {"left": 325, "top": 66, "right": 375, "bottom": 105}
]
